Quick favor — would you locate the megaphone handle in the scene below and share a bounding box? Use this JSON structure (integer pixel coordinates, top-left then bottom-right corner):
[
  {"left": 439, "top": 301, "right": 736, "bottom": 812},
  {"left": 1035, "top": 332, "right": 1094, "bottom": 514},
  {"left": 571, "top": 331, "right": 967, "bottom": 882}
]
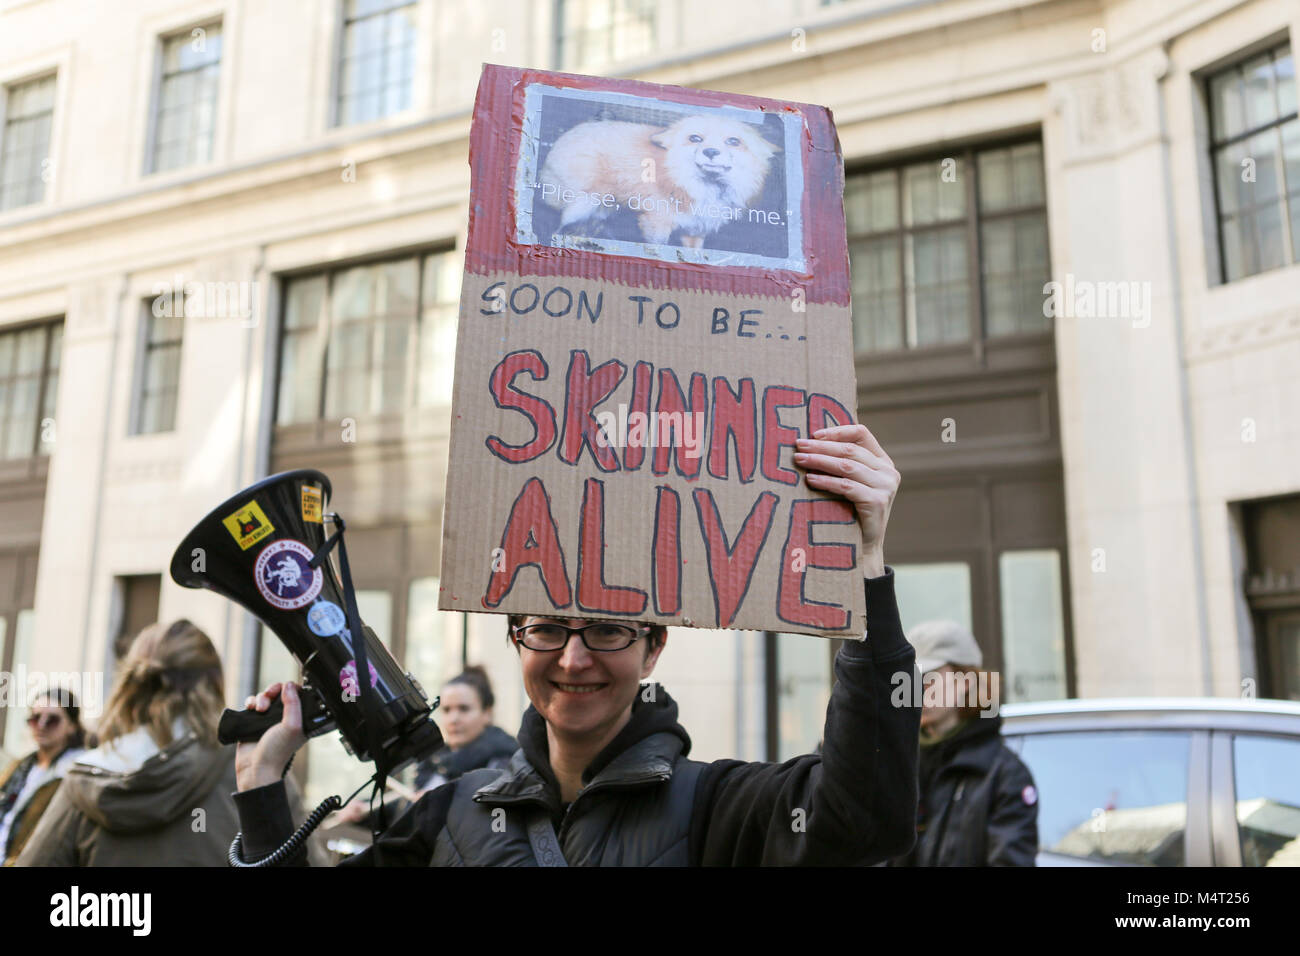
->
[
  {"left": 217, "top": 686, "right": 333, "bottom": 745},
  {"left": 218, "top": 702, "right": 285, "bottom": 744}
]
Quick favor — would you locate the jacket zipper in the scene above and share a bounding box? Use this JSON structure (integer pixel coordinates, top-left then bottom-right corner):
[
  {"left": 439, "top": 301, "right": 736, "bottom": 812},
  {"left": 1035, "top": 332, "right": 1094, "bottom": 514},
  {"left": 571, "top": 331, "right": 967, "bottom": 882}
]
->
[{"left": 557, "top": 771, "right": 671, "bottom": 842}]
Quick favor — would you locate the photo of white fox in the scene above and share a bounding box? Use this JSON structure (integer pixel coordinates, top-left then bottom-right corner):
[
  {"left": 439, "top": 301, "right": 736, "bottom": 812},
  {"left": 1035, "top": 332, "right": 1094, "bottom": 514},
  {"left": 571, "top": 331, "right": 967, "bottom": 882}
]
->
[
  {"left": 516, "top": 85, "right": 802, "bottom": 268},
  {"left": 539, "top": 114, "right": 780, "bottom": 248}
]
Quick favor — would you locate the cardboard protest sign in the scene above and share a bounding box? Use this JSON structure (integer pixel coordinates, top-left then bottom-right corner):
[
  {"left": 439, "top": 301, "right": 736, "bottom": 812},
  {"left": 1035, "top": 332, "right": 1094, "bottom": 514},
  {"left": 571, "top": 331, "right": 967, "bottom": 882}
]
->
[{"left": 438, "top": 64, "right": 863, "bottom": 637}]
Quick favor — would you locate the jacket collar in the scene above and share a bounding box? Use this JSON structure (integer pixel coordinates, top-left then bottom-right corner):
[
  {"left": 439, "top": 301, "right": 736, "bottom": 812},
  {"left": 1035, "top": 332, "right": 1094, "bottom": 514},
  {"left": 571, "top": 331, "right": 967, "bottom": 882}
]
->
[
  {"left": 927, "top": 715, "right": 1004, "bottom": 775},
  {"left": 430, "top": 725, "right": 518, "bottom": 778},
  {"left": 473, "top": 684, "right": 690, "bottom": 813},
  {"left": 473, "top": 730, "right": 684, "bottom": 812}
]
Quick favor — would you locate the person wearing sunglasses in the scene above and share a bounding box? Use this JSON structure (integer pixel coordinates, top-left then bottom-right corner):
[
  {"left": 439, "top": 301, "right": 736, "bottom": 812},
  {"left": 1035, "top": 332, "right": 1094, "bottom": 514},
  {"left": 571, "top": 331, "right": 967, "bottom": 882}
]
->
[
  {"left": 0, "top": 688, "right": 87, "bottom": 865},
  {"left": 233, "top": 423, "right": 920, "bottom": 866},
  {"left": 17, "top": 619, "right": 241, "bottom": 867}
]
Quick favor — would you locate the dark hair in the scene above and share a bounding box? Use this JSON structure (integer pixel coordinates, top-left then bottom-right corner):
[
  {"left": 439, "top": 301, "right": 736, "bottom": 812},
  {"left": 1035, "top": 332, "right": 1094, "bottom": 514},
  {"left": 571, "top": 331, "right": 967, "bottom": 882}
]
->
[
  {"left": 505, "top": 615, "right": 667, "bottom": 657},
  {"left": 32, "top": 685, "right": 86, "bottom": 750},
  {"left": 445, "top": 665, "right": 494, "bottom": 710}
]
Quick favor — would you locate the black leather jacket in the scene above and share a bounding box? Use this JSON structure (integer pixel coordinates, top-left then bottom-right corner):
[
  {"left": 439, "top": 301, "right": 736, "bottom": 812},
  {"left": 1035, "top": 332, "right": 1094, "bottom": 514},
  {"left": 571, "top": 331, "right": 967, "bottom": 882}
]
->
[
  {"left": 233, "top": 570, "right": 920, "bottom": 866},
  {"left": 890, "top": 714, "right": 1038, "bottom": 866}
]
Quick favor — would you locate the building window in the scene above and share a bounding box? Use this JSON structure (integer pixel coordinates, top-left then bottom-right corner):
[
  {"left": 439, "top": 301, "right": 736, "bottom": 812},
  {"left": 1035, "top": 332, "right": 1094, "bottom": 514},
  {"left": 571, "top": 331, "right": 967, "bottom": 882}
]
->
[
  {"left": 998, "top": 549, "right": 1068, "bottom": 702},
  {"left": 276, "top": 249, "right": 462, "bottom": 425},
  {"left": 773, "top": 631, "right": 831, "bottom": 760},
  {"left": 0, "top": 321, "right": 61, "bottom": 460},
  {"left": 150, "top": 24, "right": 223, "bottom": 174},
  {"left": 111, "top": 574, "right": 161, "bottom": 661},
  {"left": 326, "top": 260, "right": 417, "bottom": 418},
  {"left": 406, "top": 577, "right": 467, "bottom": 692},
  {"left": 1209, "top": 42, "right": 1298, "bottom": 282},
  {"left": 132, "top": 306, "right": 184, "bottom": 435},
  {"left": 892, "top": 561, "right": 974, "bottom": 636},
  {"left": 1241, "top": 493, "right": 1300, "bottom": 700},
  {"left": 556, "top": 0, "right": 656, "bottom": 73},
  {"left": 337, "top": 0, "right": 417, "bottom": 127},
  {"left": 418, "top": 252, "right": 461, "bottom": 406},
  {"left": 1, "top": 74, "right": 55, "bottom": 212},
  {"left": 845, "top": 141, "right": 1049, "bottom": 353}
]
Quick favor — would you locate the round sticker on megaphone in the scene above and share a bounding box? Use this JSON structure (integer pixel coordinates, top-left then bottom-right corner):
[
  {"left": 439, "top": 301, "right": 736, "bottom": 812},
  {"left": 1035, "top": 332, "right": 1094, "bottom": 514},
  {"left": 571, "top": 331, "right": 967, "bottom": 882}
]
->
[
  {"left": 254, "top": 539, "right": 323, "bottom": 610},
  {"left": 307, "top": 600, "right": 346, "bottom": 637}
]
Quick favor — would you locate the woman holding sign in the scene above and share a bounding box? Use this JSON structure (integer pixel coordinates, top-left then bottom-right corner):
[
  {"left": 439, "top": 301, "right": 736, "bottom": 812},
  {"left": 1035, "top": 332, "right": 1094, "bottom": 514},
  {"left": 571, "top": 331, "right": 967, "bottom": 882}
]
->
[{"left": 231, "top": 423, "right": 918, "bottom": 866}]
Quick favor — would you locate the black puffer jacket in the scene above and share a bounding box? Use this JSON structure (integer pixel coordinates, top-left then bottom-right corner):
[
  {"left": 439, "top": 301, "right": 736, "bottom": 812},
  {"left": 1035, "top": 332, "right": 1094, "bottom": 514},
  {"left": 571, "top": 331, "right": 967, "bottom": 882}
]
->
[
  {"left": 414, "top": 725, "right": 517, "bottom": 790},
  {"left": 890, "top": 714, "right": 1037, "bottom": 866},
  {"left": 233, "top": 570, "right": 920, "bottom": 866}
]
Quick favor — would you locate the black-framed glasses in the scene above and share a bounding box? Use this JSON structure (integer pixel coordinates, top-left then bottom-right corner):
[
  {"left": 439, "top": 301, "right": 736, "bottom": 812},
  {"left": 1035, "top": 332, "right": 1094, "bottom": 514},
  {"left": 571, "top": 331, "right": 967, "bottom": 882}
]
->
[
  {"left": 512, "top": 621, "right": 649, "bottom": 652},
  {"left": 26, "top": 712, "right": 63, "bottom": 729}
]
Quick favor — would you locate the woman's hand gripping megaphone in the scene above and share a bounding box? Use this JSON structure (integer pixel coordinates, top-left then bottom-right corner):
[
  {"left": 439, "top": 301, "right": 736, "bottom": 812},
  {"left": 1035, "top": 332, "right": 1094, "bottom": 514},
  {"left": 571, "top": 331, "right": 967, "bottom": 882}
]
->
[{"left": 235, "top": 681, "right": 309, "bottom": 791}]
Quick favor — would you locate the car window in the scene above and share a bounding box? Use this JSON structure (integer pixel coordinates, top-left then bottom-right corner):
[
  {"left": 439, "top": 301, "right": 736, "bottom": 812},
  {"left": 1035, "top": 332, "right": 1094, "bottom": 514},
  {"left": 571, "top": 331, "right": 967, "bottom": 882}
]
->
[
  {"left": 1232, "top": 734, "right": 1300, "bottom": 867},
  {"left": 1009, "top": 731, "right": 1190, "bottom": 865}
]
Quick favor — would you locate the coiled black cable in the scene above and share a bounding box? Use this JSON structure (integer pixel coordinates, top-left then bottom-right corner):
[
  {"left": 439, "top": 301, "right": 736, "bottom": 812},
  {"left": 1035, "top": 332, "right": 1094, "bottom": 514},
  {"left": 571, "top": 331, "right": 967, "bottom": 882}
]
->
[
  {"left": 229, "top": 795, "right": 342, "bottom": 867},
  {"left": 228, "top": 759, "right": 378, "bottom": 867}
]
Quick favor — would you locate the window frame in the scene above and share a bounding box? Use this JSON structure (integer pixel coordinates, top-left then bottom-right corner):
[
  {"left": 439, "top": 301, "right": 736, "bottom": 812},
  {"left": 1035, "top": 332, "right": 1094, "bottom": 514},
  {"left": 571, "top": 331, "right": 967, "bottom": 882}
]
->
[
  {"left": 145, "top": 20, "right": 225, "bottom": 176},
  {"left": 845, "top": 135, "right": 1050, "bottom": 358},
  {"left": 272, "top": 246, "right": 459, "bottom": 428},
  {"left": 1204, "top": 40, "right": 1298, "bottom": 285},
  {"left": 320, "top": 260, "right": 421, "bottom": 421},
  {"left": 0, "top": 72, "right": 57, "bottom": 213},
  {"left": 997, "top": 547, "right": 1070, "bottom": 704},
  {"left": 333, "top": 0, "right": 419, "bottom": 129},
  {"left": 553, "top": 0, "right": 659, "bottom": 74},
  {"left": 129, "top": 301, "right": 185, "bottom": 436},
  {"left": 0, "top": 318, "right": 61, "bottom": 462}
]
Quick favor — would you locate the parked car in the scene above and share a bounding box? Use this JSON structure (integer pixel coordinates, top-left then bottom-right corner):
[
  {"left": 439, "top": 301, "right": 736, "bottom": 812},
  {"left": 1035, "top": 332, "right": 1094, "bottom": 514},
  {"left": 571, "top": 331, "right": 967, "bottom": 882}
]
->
[{"left": 999, "top": 697, "right": 1300, "bottom": 866}]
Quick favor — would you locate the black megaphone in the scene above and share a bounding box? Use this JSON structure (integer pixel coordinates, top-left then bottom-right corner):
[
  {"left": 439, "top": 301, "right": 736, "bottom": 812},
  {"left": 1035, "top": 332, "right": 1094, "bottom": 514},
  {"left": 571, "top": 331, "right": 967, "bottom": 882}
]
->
[{"left": 169, "top": 469, "right": 442, "bottom": 777}]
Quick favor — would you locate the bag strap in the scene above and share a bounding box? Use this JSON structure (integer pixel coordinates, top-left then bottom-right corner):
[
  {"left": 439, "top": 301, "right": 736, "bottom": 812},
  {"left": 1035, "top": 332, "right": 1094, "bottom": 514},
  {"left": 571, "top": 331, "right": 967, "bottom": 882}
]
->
[
  {"left": 526, "top": 809, "right": 568, "bottom": 867},
  {"left": 309, "top": 514, "right": 387, "bottom": 833}
]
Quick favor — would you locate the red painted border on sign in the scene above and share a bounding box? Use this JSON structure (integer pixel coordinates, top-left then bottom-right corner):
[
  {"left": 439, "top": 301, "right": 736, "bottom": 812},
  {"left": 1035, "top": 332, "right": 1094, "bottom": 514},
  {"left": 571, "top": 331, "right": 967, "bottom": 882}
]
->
[{"left": 464, "top": 64, "right": 850, "bottom": 306}]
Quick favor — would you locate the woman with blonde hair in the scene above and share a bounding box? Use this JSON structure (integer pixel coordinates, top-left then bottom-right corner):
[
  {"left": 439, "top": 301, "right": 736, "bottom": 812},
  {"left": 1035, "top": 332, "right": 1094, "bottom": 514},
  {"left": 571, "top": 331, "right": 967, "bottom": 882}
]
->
[{"left": 17, "top": 619, "right": 240, "bottom": 866}]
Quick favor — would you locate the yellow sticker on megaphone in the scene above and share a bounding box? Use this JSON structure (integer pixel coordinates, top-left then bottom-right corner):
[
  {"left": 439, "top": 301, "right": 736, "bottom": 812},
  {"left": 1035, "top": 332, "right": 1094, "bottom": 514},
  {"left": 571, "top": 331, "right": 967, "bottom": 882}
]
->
[
  {"left": 223, "top": 501, "right": 275, "bottom": 550},
  {"left": 301, "top": 486, "right": 323, "bottom": 523}
]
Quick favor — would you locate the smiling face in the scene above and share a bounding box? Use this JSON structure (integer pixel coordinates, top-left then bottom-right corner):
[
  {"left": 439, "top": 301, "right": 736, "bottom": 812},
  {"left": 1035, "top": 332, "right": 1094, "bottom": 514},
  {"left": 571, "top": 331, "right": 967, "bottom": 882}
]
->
[
  {"left": 516, "top": 617, "right": 665, "bottom": 741},
  {"left": 438, "top": 682, "right": 492, "bottom": 750}
]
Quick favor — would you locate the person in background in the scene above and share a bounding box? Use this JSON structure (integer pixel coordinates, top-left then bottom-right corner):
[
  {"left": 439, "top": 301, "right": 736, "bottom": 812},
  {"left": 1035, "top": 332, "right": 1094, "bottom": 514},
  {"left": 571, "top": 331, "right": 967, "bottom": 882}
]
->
[
  {"left": 0, "top": 688, "right": 87, "bottom": 865},
  {"left": 232, "top": 423, "right": 919, "bottom": 867},
  {"left": 334, "top": 665, "right": 517, "bottom": 827},
  {"left": 889, "top": 620, "right": 1038, "bottom": 866},
  {"left": 415, "top": 666, "right": 517, "bottom": 792},
  {"left": 17, "top": 619, "right": 239, "bottom": 866}
]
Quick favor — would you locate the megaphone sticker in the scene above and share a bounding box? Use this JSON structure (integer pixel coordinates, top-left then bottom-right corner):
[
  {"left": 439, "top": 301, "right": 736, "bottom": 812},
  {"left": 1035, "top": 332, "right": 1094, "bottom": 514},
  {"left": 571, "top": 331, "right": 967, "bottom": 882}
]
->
[
  {"left": 340, "top": 659, "right": 380, "bottom": 698},
  {"left": 306, "top": 600, "right": 346, "bottom": 637},
  {"left": 222, "top": 501, "right": 275, "bottom": 550},
  {"left": 301, "top": 486, "right": 323, "bottom": 523},
  {"left": 253, "top": 539, "right": 324, "bottom": 610}
]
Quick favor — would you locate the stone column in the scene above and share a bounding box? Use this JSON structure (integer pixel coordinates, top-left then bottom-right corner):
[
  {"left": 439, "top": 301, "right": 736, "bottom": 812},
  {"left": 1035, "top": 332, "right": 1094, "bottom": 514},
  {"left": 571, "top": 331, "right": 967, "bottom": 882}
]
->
[{"left": 1046, "top": 46, "right": 1212, "bottom": 696}]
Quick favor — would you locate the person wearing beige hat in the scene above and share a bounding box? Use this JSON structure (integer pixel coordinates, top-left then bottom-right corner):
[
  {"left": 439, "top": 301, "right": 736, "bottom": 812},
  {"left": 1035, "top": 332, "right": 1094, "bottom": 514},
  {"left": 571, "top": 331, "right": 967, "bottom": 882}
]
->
[{"left": 889, "top": 619, "right": 1038, "bottom": 866}]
